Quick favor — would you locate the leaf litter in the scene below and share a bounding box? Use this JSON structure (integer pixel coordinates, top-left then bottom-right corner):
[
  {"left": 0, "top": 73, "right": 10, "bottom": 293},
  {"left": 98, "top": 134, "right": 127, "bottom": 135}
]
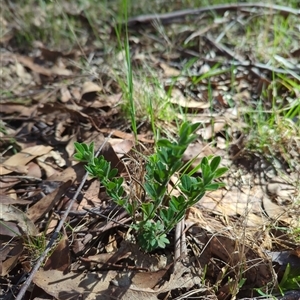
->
[{"left": 0, "top": 2, "right": 300, "bottom": 300}]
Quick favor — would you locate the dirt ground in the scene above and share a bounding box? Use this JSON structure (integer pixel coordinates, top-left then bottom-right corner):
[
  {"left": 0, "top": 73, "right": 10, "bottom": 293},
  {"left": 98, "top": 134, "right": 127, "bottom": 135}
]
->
[{"left": 0, "top": 2, "right": 300, "bottom": 300}]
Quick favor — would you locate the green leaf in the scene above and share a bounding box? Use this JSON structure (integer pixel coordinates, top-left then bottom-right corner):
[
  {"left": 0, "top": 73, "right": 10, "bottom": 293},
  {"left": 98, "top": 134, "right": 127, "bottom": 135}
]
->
[
  {"left": 106, "top": 181, "right": 116, "bottom": 190},
  {"left": 179, "top": 121, "right": 190, "bottom": 137},
  {"left": 157, "top": 149, "right": 169, "bottom": 164},
  {"left": 108, "top": 168, "right": 118, "bottom": 179},
  {"left": 170, "top": 160, "right": 183, "bottom": 174},
  {"left": 201, "top": 156, "right": 209, "bottom": 167},
  {"left": 141, "top": 202, "right": 154, "bottom": 219},
  {"left": 169, "top": 196, "right": 181, "bottom": 211},
  {"left": 214, "top": 167, "right": 228, "bottom": 178},
  {"left": 180, "top": 174, "right": 192, "bottom": 190},
  {"left": 201, "top": 163, "right": 211, "bottom": 182},
  {"left": 157, "top": 234, "right": 169, "bottom": 248},
  {"left": 189, "top": 122, "right": 201, "bottom": 132},
  {"left": 125, "top": 203, "right": 134, "bottom": 216},
  {"left": 160, "top": 208, "right": 175, "bottom": 224},
  {"left": 117, "top": 186, "right": 124, "bottom": 197},
  {"left": 144, "top": 182, "right": 158, "bottom": 200},
  {"left": 74, "top": 142, "right": 85, "bottom": 153},
  {"left": 88, "top": 142, "right": 95, "bottom": 153},
  {"left": 205, "top": 183, "right": 221, "bottom": 191},
  {"left": 156, "top": 139, "right": 174, "bottom": 148},
  {"left": 73, "top": 153, "right": 84, "bottom": 161},
  {"left": 210, "top": 156, "right": 221, "bottom": 173}
]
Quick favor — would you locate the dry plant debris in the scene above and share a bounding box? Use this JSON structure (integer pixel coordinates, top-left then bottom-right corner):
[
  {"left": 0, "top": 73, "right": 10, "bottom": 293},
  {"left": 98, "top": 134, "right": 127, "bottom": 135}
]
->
[{"left": 0, "top": 1, "right": 300, "bottom": 300}]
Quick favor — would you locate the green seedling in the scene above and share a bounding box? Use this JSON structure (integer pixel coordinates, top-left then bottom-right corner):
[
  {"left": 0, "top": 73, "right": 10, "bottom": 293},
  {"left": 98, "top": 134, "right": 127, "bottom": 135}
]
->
[
  {"left": 279, "top": 263, "right": 300, "bottom": 294},
  {"left": 74, "top": 121, "right": 227, "bottom": 252}
]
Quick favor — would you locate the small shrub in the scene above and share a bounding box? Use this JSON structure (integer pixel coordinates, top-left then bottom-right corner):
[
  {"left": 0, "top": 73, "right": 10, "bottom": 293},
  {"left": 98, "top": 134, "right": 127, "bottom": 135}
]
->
[{"left": 74, "top": 122, "right": 227, "bottom": 252}]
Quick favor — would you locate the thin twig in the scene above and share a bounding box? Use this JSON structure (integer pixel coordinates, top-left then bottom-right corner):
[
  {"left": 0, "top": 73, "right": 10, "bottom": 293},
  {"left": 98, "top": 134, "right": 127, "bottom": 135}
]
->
[
  {"left": 83, "top": 207, "right": 130, "bottom": 228},
  {"left": 174, "top": 219, "right": 187, "bottom": 271},
  {"left": 127, "top": 3, "right": 299, "bottom": 26},
  {"left": 0, "top": 175, "right": 42, "bottom": 182},
  {"left": 15, "top": 133, "right": 113, "bottom": 300},
  {"left": 203, "top": 35, "right": 300, "bottom": 81}
]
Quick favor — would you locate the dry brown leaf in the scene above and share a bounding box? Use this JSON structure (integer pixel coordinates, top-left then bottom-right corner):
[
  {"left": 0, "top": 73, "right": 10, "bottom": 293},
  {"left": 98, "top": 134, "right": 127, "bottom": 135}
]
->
[
  {"left": 262, "top": 196, "right": 293, "bottom": 224},
  {"left": 60, "top": 86, "right": 72, "bottom": 103},
  {"left": 51, "top": 64, "right": 72, "bottom": 76},
  {"left": 0, "top": 194, "right": 31, "bottom": 205},
  {"left": 100, "top": 142, "right": 126, "bottom": 175},
  {"left": 169, "top": 88, "right": 210, "bottom": 109},
  {"left": 36, "top": 159, "right": 58, "bottom": 178},
  {"left": 33, "top": 259, "right": 202, "bottom": 300},
  {"left": 199, "top": 188, "right": 267, "bottom": 226},
  {"left": 0, "top": 203, "right": 38, "bottom": 236},
  {"left": 15, "top": 62, "right": 32, "bottom": 84},
  {"left": 82, "top": 81, "right": 102, "bottom": 94},
  {"left": 44, "top": 234, "right": 70, "bottom": 272},
  {"left": 131, "top": 265, "right": 173, "bottom": 290},
  {"left": 0, "top": 221, "right": 22, "bottom": 237},
  {"left": 105, "top": 234, "right": 118, "bottom": 253},
  {"left": 33, "top": 269, "right": 118, "bottom": 299},
  {"left": 79, "top": 179, "right": 101, "bottom": 210},
  {"left": 26, "top": 162, "right": 42, "bottom": 178},
  {"left": 0, "top": 145, "right": 53, "bottom": 175},
  {"left": 81, "top": 81, "right": 102, "bottom": 102},
  {"left": 13, "top": 54, "right": 52, "bottom": 77},
  {"left": 0, "top": 177, "right": 20, "bottom": 191},
  {"left": 159, "top": 62, "right": 181, "bottom": 77},
  {"left": 110, "top": 138, "right": 134, "bottom": 155},
  {"left": 27, "top": 180, "right": 72, "bottom": 223},
  {"left": 99, "top": 128, "right": 154, "bottom": 143},
  {"left": 0, "top": 240, "right": 23, "bottom": 276},
  {"left": 197, "top": 120, "right": 226, "bottom": 140},
  {"left": 47, "top": 162, "right": 86, "bottom": 183}
]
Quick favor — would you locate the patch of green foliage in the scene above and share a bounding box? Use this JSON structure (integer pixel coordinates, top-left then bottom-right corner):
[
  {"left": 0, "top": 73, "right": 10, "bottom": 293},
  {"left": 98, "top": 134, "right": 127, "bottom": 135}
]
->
[{"left": 74, "top": 121, "right": 227, "bottom": 252}]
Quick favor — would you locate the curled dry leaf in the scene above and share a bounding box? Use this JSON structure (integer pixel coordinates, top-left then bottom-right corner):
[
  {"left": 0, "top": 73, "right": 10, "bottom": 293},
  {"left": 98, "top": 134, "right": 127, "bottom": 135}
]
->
[
  {"left": 0, "top": 145, "right": 53, "bottom": 175},
  {"left": 109, "top": 138, "right": 134, "bottom": 155},
  {"left": 262, "top": 196, "right": 293, "bottom": 225},
  {"left": 60, "top": 86, "right": 72, "bottom": 103},
  {"left": 81, "top": 81, "right": 102, "bottom": 101},
  {"left": 0, "top": 203, "right": 38, "bottom": 236},
  {"left": 169, "top": 88, "right": 210, "bottom": 109}
]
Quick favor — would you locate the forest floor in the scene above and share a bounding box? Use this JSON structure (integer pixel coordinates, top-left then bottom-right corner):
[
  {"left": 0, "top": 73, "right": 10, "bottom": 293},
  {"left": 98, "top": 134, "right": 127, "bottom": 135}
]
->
[{"left": 0, "top": 1, "right": 300, "bottom": 299}]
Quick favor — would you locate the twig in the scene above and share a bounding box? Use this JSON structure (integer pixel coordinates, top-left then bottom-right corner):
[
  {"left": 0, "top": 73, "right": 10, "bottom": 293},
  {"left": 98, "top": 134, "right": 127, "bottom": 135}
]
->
[
  {"left": 79, "top": 257, "right": 148, "bottom": 271},
  {"left": 83, "top": 207, "right": 130, "bottom": 228},
  {"left": 146, "top": 33, "right": 300, "bottom": 77},
  {"left": 203, "top": 35, "right": 300, "bottom": 81},
  {"left": 0, "top": 175, "right": 42, "bottom": 182},
  {"left": 127, "top": 3, "right": 299, "bottom": 26},
  {"left": 15, "top": 133, "right": 113, "bottom": 300},
  {"left": 174, "top": 219, "right": 187, "bottom": 271}
]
